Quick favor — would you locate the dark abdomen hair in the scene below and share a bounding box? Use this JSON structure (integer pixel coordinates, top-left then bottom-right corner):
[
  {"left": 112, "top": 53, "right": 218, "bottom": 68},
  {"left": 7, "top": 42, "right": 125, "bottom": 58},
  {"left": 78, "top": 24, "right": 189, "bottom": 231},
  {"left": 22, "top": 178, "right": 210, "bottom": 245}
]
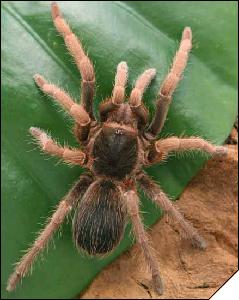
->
[{"left": 73, "top": 179, "right": 126, "bottom": 255}]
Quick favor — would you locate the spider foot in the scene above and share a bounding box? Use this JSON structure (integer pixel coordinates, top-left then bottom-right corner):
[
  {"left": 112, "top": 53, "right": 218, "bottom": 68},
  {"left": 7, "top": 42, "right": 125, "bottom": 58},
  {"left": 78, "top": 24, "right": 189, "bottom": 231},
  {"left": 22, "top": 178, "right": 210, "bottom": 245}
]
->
[
  {"left": 152, "top": 273, "right": 164, "bottom": 295},
  {"left": 33, "top": 74, "right": 46, "bottom": 87},
  {"left": 214, "top": 146, "right": 228, "bottom": 157},
  {"left": 191, "top": 235, "right": 207, "bottom": 250}
]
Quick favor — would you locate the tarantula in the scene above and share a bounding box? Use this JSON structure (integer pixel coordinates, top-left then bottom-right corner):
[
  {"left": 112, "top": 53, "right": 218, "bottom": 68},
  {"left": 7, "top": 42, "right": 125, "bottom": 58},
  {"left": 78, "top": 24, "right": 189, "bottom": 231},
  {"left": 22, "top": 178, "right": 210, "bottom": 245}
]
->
[{"left": 7, "top": 2, "right": 227, "bottom": 295}]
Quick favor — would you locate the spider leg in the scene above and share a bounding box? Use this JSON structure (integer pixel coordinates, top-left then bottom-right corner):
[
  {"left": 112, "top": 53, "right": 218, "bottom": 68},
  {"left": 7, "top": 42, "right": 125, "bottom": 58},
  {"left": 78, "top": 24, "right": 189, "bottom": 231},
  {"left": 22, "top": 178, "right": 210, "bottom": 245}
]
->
[
  {"left": 147, "top": 27, "right": 192, "bottom": 137},
  {"left": 6, "top": 174, "right": 93, "bottom": 292},
  {"left": 34, "top": 74, "right": 90, "bottom": 141},
  {"left": 51, "top": 2, "right": 95, "bottom": 118},
  {"left": 125, "top": 189, "right": 163, "bottom": 295},
  {"left": 99, "top": 61, "right": 128, "bottom": 121},
  {"left": 137, "top": 172, "right": 207, "bottom": 250},
  {"left": 30, "top": 127, "right": 86, "bottom": 166},
  {"left": 148, "top": 136, "right": 228, "bottom": 164},
  {"left": 129, "top": 68, "right": 156, "bottom": 129}
]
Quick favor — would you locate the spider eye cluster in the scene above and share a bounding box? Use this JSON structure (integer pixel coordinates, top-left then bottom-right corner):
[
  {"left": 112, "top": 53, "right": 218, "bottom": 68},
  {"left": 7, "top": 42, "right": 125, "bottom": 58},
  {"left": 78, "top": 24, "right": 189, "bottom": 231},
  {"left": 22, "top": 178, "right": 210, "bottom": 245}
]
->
[{"left": 115, "top": 128, "right": 123, "bottom": 135}]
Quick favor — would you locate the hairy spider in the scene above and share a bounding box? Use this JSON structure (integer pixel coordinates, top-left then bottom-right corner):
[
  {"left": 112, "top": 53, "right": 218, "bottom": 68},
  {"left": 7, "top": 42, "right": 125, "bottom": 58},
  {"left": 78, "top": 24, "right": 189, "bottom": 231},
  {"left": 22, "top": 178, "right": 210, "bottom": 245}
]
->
[{"left": 7, "top": 2, "right": 227, "bottom": 295}]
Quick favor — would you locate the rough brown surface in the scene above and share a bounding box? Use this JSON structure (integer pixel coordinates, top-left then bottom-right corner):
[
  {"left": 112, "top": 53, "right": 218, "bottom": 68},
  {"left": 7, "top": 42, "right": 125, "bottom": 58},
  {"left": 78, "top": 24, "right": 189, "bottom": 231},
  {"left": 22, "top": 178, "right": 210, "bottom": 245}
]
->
[{"left": 80, "top": 130, "right": 238, "bottom": 299}]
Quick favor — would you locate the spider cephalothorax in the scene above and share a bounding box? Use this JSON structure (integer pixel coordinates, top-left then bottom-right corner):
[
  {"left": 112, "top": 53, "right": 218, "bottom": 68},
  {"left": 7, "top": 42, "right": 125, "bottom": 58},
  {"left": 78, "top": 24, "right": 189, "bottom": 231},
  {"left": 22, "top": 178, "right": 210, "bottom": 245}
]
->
[
  {"left": 7, "top": 2, "right": 227, "bottom": 295},
  {"left": 91, "top": 122, "right": 139, "bottom": 180}
]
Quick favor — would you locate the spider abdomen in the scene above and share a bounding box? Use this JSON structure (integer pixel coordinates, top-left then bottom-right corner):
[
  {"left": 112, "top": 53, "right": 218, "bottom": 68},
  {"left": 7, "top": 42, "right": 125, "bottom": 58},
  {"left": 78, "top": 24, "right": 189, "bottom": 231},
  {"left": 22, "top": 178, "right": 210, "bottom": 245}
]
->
[{"left": 73, "top": 179, "right": 126, "bottom": 255}]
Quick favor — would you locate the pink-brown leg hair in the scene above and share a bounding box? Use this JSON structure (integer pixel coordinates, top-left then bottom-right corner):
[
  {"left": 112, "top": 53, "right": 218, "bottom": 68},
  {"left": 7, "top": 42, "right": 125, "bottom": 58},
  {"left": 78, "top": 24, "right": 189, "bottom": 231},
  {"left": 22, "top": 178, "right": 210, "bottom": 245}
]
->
[
  {"left": 137, "top": 172, "right": 207, "bottom": 249},
  {"left": 51, "top": 2, "right": 95, "bottom": 118},
  {"left": 30, "top": 127, "right": 86, "bottom": 166},
  {"left": 6, "top": 174, "right": 94, "bottom": 292},
  {"left": 125, "top": 189, "right": 163, "bottom": 295},
  {"left": 100, "top": 61, "right": 128, "bottom": 121},
  {"left": 148, "top": 136, "right": 227, "bottom": 164},
  {"left": 34, "top": 74, "right": 91, "bottom": 141},
  {"left": 129, "top": 68, "right": 156, "bottom": 128},
  {"left": 148, "top": 27, "right": 192, "bottom": 137}
]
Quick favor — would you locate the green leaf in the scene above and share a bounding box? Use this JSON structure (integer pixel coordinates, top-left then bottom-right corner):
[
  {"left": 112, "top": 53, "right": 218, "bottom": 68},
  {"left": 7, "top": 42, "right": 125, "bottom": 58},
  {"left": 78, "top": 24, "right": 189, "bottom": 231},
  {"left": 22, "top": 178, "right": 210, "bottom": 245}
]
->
[{"left": 1, "top": 1, "right": 237, "bottom": 299}]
